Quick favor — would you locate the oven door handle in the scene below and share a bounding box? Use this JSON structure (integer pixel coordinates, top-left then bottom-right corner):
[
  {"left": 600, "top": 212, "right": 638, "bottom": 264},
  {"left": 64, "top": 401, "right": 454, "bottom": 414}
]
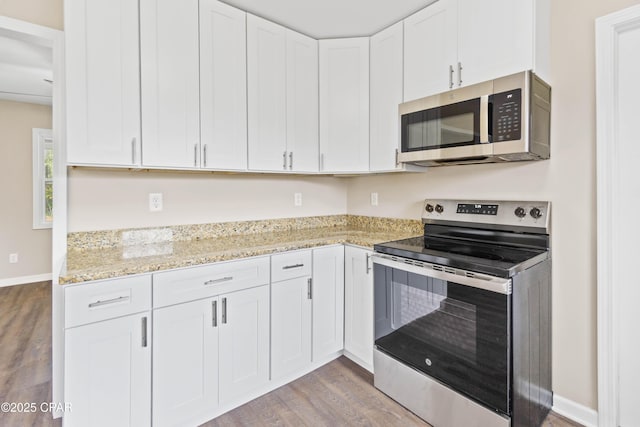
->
[{"left": 371, "top": 255, "right": 512, "bottom": 295}]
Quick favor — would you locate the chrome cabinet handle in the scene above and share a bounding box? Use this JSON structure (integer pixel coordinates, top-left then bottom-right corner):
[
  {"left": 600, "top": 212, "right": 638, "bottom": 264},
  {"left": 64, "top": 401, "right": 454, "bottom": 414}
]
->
[
  {"left": 289, "top": 152, "right": 293, "bottom": 170},
  {"left": 88, "top": 295, "right": 130, "bottom": 308},
  {"left": 307, "top": 278, "right": 312, "bottom": 300},
  {"left": 320, "top": 153, "right": 325, "bottom": 171},
  {"left": 222, "top": 297, "right": 227, "bottom": 324},
  {"left": 283, "top": 151, "right": 287, "bottom": 170},
  {"left": 366, "top": 253, "right": 371, "bottom": 275},
  {"left": 203, "top": 144, "right": 208, "bottom": 168},
  {"left": 212, "top": 300, "right": 217, "bottom": 327},
  {"left": 204, "top": 276, "right": 233, "bottom": 286},
  {"left": 458, "top": 62, "right": 463, "bottom": 86},
  {"left": 141, "top": 316, "right": 148, "bottom": 347},
  {"left": 395, "top": 148, "right": 399, "bottom": 167},
  {"left": 449, "top": 65, "right": 454, "bottom": 89},
  {"left": 131, "top": 138, "right": 137, "bottom": 164},
  {"left": 282, "top": 263, "right": 304, "bottom": 270},
  {"left": 194, "top": 144, "right": 198, "bottom": 167}
]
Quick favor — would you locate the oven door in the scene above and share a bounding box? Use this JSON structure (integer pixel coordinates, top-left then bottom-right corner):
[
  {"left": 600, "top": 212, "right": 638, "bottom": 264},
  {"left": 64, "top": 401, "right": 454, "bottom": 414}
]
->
[{"left": 373, "top": 255, "right": 511, "bottom": 416}]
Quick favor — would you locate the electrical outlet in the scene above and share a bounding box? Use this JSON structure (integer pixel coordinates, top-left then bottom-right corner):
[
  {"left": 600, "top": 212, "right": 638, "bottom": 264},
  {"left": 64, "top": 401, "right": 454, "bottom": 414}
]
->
[
  {"left": 370, "top": 192, "right": 379, "bottom": 206},
  {"left": 294, "top": 193, "right": 303, "bottom": 207},
  {"left": 149, "top": 193, "right": 163, "bottom": 212},
  {"left": 9, "top": 253, "right": 18, "bottom": 264}
]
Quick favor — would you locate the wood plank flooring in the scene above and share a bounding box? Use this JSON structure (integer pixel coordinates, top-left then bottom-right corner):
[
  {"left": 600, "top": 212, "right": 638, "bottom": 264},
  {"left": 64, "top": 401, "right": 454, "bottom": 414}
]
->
[{"left": 0, "top": 281, "right": 582, "bottom": 427}]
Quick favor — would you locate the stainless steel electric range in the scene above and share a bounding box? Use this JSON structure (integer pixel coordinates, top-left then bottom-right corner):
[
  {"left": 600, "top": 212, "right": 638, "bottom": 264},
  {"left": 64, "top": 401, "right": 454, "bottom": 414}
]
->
[{"left": 372, "top": 199, "right": 552, "bottom": 427}]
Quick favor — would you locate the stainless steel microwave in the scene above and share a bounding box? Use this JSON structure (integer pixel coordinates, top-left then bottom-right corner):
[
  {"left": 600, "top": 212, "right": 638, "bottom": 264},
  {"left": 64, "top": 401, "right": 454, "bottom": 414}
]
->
[{"left": 398, "top": 70, "right": 551, "bottom": 167}]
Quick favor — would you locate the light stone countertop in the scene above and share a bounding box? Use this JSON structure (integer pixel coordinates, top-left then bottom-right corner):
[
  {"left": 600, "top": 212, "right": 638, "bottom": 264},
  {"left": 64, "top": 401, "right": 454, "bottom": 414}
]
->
[{"left": 61, "top": 216, "right": 423, "bottom": 284}]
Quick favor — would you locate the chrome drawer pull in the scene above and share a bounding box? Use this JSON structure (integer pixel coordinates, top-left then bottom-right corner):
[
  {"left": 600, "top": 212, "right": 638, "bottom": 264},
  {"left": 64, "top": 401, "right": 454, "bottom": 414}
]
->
[
  {"left": 204, "top": 276, "right": 233, "bottom": 286},
  {"left": 282, "top": 264, "right": 304, "bottom": 270},
  {"left": 88, "top": 295, "right": 130, "bottom": 308}
]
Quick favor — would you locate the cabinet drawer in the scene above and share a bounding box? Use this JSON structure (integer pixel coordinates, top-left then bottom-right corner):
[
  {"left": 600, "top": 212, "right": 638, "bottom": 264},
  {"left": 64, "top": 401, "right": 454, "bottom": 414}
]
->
[
  {"left": 271, "top": 250, "right": 312, "bottom": 282},
  {"left": 153, "top": 257, "right": 270, "bottom": 308},
  {"left": 65, "top": 275, "right": 152, "bottom": 328}
]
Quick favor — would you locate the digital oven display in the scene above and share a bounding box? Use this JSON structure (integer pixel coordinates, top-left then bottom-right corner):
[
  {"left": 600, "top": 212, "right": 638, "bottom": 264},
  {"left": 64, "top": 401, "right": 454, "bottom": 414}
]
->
[{"left": 456, "top": 203, "right": 499, "bottom": 215}]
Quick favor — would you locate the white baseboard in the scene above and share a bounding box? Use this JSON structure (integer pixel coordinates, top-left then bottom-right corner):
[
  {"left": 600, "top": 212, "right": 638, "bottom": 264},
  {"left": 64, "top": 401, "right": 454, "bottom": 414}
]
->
[
  {"left": 0, "top": 273, "right": 52, "bottom": 288},
  {"left": 553, "top": 394, "right": 598, "bottom": 427},
  {"left": 343, "top": 350, "right": 373, "bottom": 373}
]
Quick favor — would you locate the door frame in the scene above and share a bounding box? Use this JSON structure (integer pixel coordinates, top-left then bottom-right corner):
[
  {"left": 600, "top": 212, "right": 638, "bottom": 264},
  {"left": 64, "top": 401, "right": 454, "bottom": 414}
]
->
[
  {"left": 0, "top": 15, "right": 66, "bottom": 418},
  {"left": 595, "top": 4, "right": 640, "bottom": 427}
]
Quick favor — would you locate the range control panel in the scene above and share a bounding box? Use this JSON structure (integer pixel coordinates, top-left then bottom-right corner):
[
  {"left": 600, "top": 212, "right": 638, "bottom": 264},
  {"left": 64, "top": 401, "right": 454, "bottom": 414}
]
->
[
  {"left": 492, "top": 89, "right": 522, "bottom": 142},
  {"left": 423, "top": 199, "right": 550, "bottom": 231}
]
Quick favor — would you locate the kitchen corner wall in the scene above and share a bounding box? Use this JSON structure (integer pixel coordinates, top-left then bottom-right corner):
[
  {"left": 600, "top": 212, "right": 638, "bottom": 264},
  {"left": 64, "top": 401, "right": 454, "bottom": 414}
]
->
[
  {"left": 67, "top": 169, "right": 347, "bottom": 232},
  {"left": 0, "top": 100, "right": 52, "bottom": 280},
  {"left": 347, "top": 0, "right": 640, "bottom": 411}
]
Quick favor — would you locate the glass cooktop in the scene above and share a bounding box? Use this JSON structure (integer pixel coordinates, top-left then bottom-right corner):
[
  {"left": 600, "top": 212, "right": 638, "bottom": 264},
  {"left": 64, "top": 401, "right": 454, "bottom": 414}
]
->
[{"left": 374, "top": 236, "right": 548, "bottom": 278}]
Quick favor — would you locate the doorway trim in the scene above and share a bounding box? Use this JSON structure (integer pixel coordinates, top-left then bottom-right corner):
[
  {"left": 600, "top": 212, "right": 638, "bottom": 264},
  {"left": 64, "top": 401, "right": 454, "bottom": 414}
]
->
[
  {"left": 596, "top": 4, "right": 640, "bottom": 427},
  {"left": 0, "top": 15, "right": 66, "bottom": 418}
]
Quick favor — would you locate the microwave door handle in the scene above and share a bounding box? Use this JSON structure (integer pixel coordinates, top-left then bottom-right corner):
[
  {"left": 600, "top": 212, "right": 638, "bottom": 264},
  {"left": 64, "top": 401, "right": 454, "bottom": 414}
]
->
[{"left": 480, "top": 95, "right": 490, "bottom": 143}]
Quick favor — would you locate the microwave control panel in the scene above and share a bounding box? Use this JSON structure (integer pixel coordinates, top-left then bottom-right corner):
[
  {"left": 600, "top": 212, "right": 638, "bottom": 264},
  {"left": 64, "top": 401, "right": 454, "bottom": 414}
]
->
[{"left": 492, "top": 89, "right": 522, "bottom": 142}]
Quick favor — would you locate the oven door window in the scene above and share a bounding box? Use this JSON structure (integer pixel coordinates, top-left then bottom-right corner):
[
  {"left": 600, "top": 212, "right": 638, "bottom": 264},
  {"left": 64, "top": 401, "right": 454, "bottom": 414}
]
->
[
  {"left": 374, "top": 263, "right": 510, "bottom": 415},
  {"left": 401, "top": 98, "right": 480, "bottom": 152}
]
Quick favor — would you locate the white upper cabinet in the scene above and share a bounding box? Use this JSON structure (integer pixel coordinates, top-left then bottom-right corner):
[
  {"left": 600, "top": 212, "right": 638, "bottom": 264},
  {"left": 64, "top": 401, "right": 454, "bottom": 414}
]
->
[
  {"left": 140, "top": 0, "right": 200, "bottom": 168},
  {"left": 285, "top": 30, "right": 319, "bottom": 173},
  {"left": 247, "top": 17, "right": 319, "bottom": 172},
  {"left": 370, "top": 21, "right": 404, "bottom": 172},
  {"left": 403, "top": 0, "right": 458, "bottom": 102},
  {"left": 247, "top": 15, "right": 288, "bottom": 171},
  {"left": 319, "top": 38, "right": 370, "bottom": 172},
  {"left": 457, "top": 0, "right": 534, "bottom": 88},
  {"left": 65, "top": 0, "right": 141, "bottom": 166},
  {"left": 199, "top": 0, "right": 248, "bottom": 171},
  {"left": 404, "top": 0, "right": 548, "bottom": 100}
]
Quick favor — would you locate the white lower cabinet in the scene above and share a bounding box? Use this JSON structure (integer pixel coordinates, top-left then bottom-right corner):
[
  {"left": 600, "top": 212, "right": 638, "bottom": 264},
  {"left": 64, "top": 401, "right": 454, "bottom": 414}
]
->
[
  {"left": 218, "top": 285, "right": 270, "bottom": 405},
  {"left": 63, "top": 276, "right": 152, "bottom": 427},
  {"left": 344, "top": 246, "right": 374, "bottom": 371},
  {"left": 271, "top": 275, "right": 312, "bottom": 380},
  {"left": 152, "top": 298, "right": 219, "bottom": 427},
  {"left": 312, "top": 245, "right": 345, "bottom": 360},
  {"left": 152, "top": 284, "right": 270, "bottom": 426},
  {"left": 64, "top": 312, "right": 151, "bottom": 427}
]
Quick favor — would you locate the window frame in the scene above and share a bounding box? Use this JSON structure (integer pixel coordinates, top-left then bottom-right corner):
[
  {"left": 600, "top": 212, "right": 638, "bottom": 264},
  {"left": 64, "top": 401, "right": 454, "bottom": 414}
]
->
[{"left": 32, "top": 127, "right": 53, "bottom": 229}]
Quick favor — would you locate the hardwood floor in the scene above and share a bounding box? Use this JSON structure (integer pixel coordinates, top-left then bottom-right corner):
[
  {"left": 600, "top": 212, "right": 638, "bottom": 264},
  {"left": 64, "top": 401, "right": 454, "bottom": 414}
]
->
[{"left": 0, "top": 281, "right": 581, "bottom": 427}]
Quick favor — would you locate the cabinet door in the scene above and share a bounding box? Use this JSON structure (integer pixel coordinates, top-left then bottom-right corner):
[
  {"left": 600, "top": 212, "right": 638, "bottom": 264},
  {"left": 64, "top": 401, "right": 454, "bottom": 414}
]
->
[
  {"left": 271, "top": 277, "right": 312, "bottom": 380},
  {"left": 219, "top": 285, "right": 270, "bottom": 404},
  {"left": 457, "top": 0, "right": 533, "bottom": 87},
  {"left": 64, "top": 312, "right": 151, "bottom": 427},
  {"left": 247, "top": 14, "right": 287, "bottom": 171},
  {"left": 286, "top": 29, "right": 319, "bottom": 172},
  {"left": 199, "top": 0, "right": 247, "bottom": 170},
  {"left": 65, "top": 0, "right": 140, "bottom": 166},
  {"left": 140, "top": 0, "right": 200, "bottom": 168},
  {"left": 319, "top": 38, "right": 370, "bottom": 172},
  {"left": 370, "top": 21, "right": 404, "bottom": 172},
  {"left": 152, "top": 298, "right": 218, "bottom": 427},
  {"left": 344, "top": 246, "right": 374, "bottom": 371},
  {"left": 312, "top": 246, "right": 345, "bottom": 360},
  {"left": 403, "top": 0, "right": 457, "bottom": 101}
]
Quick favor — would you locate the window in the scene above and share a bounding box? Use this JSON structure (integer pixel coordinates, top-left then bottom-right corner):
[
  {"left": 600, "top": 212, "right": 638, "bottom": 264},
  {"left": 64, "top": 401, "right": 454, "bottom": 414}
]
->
[{"left": 33, "top": 128, "right": 53, "bottom": 229}]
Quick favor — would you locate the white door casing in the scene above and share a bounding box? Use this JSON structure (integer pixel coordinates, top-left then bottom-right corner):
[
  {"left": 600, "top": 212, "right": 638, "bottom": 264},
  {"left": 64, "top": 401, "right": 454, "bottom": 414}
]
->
[{"left": 596, "top": 4, "right": 640, "bottom": 427}]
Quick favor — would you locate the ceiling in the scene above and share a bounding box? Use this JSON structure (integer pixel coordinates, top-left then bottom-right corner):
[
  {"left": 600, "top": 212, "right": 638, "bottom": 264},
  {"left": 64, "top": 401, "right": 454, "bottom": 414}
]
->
[
  {"left": 0, "top": 35, "right": 53, "bottom": 106},
  {"left": 222, "top": 0, "right": 436, "bottom": 38}
]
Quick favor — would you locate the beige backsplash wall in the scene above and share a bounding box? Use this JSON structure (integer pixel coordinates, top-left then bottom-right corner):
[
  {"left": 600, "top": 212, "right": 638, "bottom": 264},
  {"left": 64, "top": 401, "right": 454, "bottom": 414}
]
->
[
  {"left": 67, "top": 169, "right": 348, "bottom": 232},
  {"left": 0, "top": 0, "right": 63, "bottom": 30},
  {"left": 347, "top": 0, "right": 640, "bottom": 411}
]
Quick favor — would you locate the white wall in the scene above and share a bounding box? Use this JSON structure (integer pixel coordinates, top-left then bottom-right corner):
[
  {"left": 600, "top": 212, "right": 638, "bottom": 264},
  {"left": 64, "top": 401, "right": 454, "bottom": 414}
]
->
[
  {"left": 67, "top": 169, "right": 347, "bottom": 231},
  {"left": 346, "top": 0, "right": 640, "bottom": 411}
]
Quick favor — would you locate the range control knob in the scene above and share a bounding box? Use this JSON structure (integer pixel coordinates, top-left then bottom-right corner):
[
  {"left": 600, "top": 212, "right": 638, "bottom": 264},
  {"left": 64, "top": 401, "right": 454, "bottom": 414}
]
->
[
  {"left": 425, "top": 204, "right": 434, "bottom": 213},
  {"left": 435, "top": 204, "right": 444, "bottom": 214},
  {"left": 530, "top": 207, "right": 543, "bottom": 219},
  {"left": 514, "top": 207, "right": 527, "bottom": 218}
]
